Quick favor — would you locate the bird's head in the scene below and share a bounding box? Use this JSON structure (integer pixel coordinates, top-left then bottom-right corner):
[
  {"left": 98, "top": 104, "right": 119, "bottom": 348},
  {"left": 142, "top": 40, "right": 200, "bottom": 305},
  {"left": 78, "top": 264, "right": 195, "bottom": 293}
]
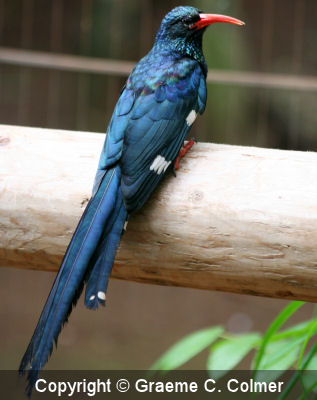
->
[
  {"left": 154, "top": 6, "right": 244, "bottom": 62},
  {"left": 156, "top": 6, "right": 244, "bottom": 41}
]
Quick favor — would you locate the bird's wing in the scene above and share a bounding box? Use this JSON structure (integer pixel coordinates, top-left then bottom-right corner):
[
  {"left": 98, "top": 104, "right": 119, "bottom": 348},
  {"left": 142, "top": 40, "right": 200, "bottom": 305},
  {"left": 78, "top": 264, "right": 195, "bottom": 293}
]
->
[
  {"left": 120, "top": 62, "right": 206, "bottom": 212},
  {"left": 93, "top": 60, "right": 206, "bottom": 212},
  {"left": 91, "top": 86, "right": 136, "bottom": 196},
  {"left": 120, "top": 63, "right": 206, "bottom": 211}
]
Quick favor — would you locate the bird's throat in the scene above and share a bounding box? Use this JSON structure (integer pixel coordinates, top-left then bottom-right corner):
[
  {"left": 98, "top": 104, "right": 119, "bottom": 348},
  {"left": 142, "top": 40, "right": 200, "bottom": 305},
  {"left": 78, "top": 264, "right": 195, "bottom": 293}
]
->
[{"left": 154, "top": 34, "right": 206, "bottom": 72}]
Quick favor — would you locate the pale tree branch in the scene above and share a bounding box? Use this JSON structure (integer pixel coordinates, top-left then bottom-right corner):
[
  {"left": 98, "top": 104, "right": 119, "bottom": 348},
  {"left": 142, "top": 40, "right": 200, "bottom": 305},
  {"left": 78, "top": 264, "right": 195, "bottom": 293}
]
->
[{"left": 1, "top": 124, "right": 317, "bottom": 302}]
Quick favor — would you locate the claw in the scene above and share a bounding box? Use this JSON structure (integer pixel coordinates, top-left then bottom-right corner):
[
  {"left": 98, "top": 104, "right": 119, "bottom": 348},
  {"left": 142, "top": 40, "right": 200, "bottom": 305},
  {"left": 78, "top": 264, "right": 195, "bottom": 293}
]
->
[{"left": 174, "top": 138, "right": 196, "bottom": 171}]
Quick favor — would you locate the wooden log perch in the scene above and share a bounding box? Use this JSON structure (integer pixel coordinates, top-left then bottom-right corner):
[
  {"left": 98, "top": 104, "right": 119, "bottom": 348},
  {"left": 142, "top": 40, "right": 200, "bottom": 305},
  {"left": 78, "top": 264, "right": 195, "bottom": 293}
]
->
[{"left": 1, "top": 124, "right": 317, "bottom": 302}]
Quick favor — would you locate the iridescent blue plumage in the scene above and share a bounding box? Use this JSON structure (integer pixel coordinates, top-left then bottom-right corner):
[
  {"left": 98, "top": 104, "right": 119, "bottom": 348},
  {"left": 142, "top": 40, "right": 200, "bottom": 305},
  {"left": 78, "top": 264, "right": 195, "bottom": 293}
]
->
[{"left": 20, "top": 6, "right": 211, "bottom": 394}]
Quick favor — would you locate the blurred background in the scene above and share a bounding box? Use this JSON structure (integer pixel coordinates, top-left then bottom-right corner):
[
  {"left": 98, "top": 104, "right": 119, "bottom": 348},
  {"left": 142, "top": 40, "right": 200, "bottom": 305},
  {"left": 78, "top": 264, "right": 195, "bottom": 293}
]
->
[{"left": 0, "top": 0, "right": 316, "bottom": 371}]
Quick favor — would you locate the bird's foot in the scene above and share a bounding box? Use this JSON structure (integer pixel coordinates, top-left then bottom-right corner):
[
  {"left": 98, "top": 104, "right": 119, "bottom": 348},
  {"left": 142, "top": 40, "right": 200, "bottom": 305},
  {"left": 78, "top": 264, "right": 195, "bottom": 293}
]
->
[{"left": 173, "top": 138, "right": 196, "bottom": 174}]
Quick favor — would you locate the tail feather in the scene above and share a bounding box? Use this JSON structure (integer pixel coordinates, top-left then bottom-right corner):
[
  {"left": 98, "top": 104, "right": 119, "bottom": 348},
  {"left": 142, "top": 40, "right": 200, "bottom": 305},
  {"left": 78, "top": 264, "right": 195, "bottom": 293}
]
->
[
  {"left": 85, "top": 194, "right": 127, "bottom": 309},
  {"left": 19, "top": 166, "right": 123, "bottom": 395}
]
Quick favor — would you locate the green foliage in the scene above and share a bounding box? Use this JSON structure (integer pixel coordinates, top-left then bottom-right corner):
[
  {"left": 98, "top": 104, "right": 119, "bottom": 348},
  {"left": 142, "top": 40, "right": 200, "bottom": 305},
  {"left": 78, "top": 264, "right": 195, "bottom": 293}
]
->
[
  {"left": 149, "top": 326, "right": 223, "bottom": 372},
  {"left": 252, "top": 301, "right": 305, "bottom": 376},
  {"left": 207, "top": 333, "right": 261, "bottom": 380},
  {"left": 150, "top": 301, "right": 317, "bottom": 398},
  {"left": 301, "top": 356, "right": 317, "bottom": 396}
]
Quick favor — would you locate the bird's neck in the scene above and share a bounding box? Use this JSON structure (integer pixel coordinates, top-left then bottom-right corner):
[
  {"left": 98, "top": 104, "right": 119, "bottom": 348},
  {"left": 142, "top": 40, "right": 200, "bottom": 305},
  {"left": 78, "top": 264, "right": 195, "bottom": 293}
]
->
[{"left": 153, "top": 35, "right": 206, "bottom": 70}]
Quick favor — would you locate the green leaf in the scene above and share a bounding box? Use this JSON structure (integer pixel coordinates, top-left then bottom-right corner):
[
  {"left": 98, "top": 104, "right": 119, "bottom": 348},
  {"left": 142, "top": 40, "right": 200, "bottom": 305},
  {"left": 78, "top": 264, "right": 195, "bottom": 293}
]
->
[
  {"left": 253, "top": 301, "right": 305, "bottom": 377},
  {"left": 271, "top": 319, "right": 317, "bottom": 342},
  {"left": 207, "top": 333, "right": 261, "bottom": 380},
  {"left": 278, "top": 343, "right": 317, "bottom": 400},
  {"left": 305, "top": 355, "right": 317, "bottom": 371},
  {"left": 261, "top": 336, "right": 310, "bottom": 369},
  {"left": 300, "top": 356, "right": 317, "bottom": 395},
  {"left": 149, "top": 326, "right": 224, "bottom": 372},
  {"left": 255, "top": 337, "right": 303, "bottom": 382},
  {"left": 297, "top": 317, "right": 317, "bottom": 369}
]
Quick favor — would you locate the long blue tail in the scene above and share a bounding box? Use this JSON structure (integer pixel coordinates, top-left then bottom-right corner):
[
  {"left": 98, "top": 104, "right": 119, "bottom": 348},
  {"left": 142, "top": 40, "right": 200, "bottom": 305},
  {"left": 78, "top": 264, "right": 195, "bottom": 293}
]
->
[{"left": 19, "top": 165, "right": 127, "bottom": 395}]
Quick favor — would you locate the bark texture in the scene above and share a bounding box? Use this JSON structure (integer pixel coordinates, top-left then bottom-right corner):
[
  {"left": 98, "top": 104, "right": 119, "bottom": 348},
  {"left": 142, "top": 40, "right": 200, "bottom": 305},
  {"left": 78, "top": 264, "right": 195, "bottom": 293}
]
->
[{"left": 1, "top": 124, "right": 317, "bottom": 302}]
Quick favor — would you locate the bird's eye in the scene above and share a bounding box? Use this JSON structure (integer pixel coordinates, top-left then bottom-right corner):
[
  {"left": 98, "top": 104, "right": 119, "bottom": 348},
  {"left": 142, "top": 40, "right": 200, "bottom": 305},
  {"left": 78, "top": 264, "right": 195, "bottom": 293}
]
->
[
  {"left": 181, "top": 15, "right": 200, "bottom": 29},
  {"left": 182, "top": 17, "right": 193, "bottom": 26}
]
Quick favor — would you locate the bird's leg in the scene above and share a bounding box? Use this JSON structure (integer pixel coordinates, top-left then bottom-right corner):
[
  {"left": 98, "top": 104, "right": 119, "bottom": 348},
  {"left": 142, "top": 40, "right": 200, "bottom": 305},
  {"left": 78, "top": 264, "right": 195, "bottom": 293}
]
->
[{"left": 173, "top": 138, "right": 196, "bottom": 174}]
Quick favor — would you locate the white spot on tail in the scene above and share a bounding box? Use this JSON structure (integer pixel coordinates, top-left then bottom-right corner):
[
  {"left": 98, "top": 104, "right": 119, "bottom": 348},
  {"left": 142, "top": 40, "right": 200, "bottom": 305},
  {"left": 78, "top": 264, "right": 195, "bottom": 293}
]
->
[
  {"left": 186, "top": 110, "right": 197, "bottom": 126},
  {"left": 124, "top": 221, "right": 128, "bottom": 231},
  {"left": 89, "top": 295, "right": 95, "bottom": 301},
  {"left": 150, "top": 155, "right": 171, "bottom": 175},
  {"left": 98, "top": 291, "right": 106, "bottom": 301}
]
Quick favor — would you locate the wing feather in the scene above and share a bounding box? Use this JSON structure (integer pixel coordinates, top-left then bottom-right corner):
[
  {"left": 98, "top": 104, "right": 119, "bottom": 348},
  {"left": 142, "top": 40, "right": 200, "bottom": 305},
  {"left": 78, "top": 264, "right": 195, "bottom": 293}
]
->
[{"left": 95, "top": 60, "right": 206, "bottom": 212}]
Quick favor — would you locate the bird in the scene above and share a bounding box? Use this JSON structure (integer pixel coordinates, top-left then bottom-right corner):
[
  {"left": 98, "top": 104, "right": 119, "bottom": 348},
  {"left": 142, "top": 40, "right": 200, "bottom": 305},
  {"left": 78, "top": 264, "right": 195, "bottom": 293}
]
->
[{"left": 19, "top": 6, "right": 244, "bottom": 395}]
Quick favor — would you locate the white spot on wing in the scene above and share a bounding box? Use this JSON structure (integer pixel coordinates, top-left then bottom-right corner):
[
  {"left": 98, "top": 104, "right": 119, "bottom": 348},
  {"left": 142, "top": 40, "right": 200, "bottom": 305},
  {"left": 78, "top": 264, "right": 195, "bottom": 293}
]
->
[
  {"left": 98, "top": 291, "right": 106, "bottom": 300},
  {"left": 150, "top": 155, "right": 162, "bottom": 171},
  {"left": 150, "top": 155, "right": 171, "bottom": 175},
  {"left": 89, "top": 295, "right": 95, "bottom": 301},
  {"left": 163, "top": 160, "right": 171, "bottom": 172},
  {"left": 186, "top": 110, "right": 197, "bottom": 126},
  {"left": 124, "top": 221, "right": 128, "bottom": 231}
]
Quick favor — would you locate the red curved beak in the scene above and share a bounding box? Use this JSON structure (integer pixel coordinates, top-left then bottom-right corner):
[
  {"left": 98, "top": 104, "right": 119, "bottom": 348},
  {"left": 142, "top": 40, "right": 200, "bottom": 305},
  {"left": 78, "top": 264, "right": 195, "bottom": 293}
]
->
[{"left": 191, "top": 13, "right": 245, "bottom": 30}]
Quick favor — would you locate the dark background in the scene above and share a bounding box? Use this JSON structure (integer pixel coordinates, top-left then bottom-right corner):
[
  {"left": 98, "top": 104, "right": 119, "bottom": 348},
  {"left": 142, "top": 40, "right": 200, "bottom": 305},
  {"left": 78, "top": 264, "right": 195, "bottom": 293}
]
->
[{"left": 0, "top": 0, "right": 316, "bottom": 371}]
